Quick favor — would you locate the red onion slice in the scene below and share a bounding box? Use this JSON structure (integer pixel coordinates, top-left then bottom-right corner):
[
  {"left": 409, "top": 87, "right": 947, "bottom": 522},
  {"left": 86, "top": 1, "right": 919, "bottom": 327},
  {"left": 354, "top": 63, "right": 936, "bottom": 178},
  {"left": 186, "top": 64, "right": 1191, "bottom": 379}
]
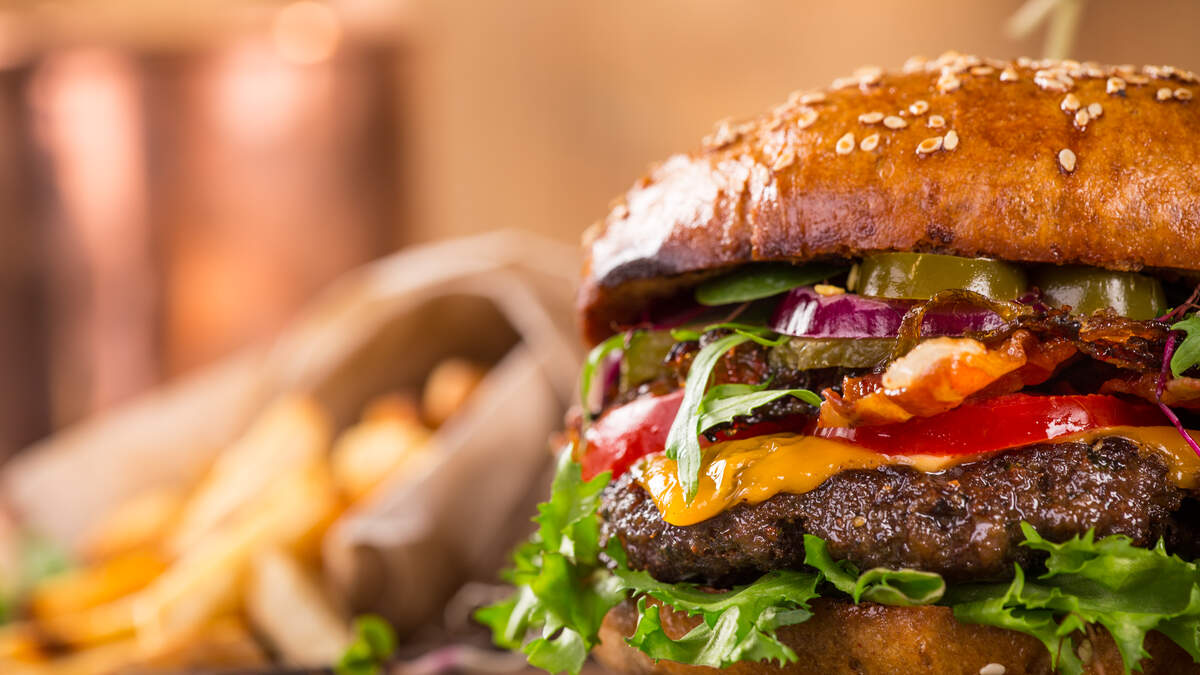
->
[{"left": 769, "top": 287, "right": 1007, "bottom": 339}]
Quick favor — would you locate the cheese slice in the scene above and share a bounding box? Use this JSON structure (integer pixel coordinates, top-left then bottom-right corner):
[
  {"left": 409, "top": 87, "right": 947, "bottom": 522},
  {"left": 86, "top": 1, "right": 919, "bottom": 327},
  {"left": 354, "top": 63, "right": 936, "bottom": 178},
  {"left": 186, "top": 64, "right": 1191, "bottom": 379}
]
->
[{"left": 635, "top": 427, "right": 1200, "bottom": 527}]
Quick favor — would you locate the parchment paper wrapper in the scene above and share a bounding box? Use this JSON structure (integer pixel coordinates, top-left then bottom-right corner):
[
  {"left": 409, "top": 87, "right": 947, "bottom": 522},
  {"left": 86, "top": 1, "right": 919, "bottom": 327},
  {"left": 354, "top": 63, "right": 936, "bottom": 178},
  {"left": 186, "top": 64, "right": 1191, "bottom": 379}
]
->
[{"left": 1, "top": 230, "right": 582, "bottom": 636}]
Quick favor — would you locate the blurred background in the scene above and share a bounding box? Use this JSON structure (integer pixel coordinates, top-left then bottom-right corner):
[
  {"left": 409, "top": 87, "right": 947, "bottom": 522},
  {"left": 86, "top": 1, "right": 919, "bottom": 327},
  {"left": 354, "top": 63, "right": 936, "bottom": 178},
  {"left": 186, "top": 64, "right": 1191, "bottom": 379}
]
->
[{"left": 1, "top": 0, "right": 1199, "bottom": 457}]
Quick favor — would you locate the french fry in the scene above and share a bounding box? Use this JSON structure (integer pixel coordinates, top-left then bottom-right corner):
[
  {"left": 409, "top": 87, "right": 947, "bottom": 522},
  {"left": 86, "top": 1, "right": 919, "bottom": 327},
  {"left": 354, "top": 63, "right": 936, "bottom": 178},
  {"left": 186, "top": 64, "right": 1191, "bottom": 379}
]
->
[
  {"left": 169, "top": 395, "right": 331, "bottom": 556},
  {"left": 81, "top": 489, "right": 182, "bottom": 562},
  {"left": 133, "top": 461, "right": 339, "bottom": 651},
  {"left": 9, "top": 616, "right": 265, "bottom": 675},
  {"left": 30, "top": 549, "right": 167, "bottom": 620},
  {"left": 38, "top": 596, "right": 137, "bottom": 647},
  {"left": 246, "top": 548, "right": 351, "bottom": 665},
  {"left": 422, "top": 358, "right": 486, "bottom": 427},
  {"left": 331, "top": 410, "right": 432, "bottom": 501}
]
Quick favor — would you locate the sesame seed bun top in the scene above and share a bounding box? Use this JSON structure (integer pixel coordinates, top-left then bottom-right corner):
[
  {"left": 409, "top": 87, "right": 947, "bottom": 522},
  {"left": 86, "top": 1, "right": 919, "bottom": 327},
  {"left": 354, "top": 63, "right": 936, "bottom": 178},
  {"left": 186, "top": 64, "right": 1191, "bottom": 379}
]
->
[{"left": 578, "top": 52, "right": 1200, "bottom": 344}]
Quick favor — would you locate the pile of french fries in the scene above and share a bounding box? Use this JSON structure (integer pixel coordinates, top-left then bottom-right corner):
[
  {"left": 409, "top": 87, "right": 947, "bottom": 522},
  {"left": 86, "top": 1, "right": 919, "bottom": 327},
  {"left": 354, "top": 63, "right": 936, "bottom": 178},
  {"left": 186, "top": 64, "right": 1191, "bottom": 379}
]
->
[{"left": 0, "top": 359, "right": 487, "bottom": 675}]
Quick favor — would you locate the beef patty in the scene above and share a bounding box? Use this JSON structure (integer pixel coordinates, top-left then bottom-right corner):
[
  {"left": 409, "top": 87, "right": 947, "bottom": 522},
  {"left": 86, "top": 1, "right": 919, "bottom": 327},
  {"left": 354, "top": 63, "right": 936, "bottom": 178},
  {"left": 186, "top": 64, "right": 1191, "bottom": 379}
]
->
[{"left": 601, "top": 436, "right": 1194, "bottom": 586}]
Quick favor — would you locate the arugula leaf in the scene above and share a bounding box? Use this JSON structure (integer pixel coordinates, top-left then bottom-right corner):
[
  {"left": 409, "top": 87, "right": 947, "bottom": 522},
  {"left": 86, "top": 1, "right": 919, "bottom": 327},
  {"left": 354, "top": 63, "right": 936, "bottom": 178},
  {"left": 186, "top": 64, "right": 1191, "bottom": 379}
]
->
[
  {"left": 803, "top": 535, "right": 944, "bottom": 606},
  {"left": 1171, "top": 315, "right": 1200, "bottom": 377},
  {"left": 336, "top": 615, "right": 397, "bottom": 675},
  {"left": 476, "top": 450, "right": 625, "bottom": 675},
  {"left": 664, "top": 333, "right": 754, "bottom": 501},
  {"left": 698, "top": 383, "right": 820, "bottom": 435},
  {"left": 695, "top": 263, "right": 843, "bottom": 306},
  {"left": 670, "top": 323, "right": 783, "bottom": 345},
  {"left": 580, "top": 332, "right": 628, "bottom": 427}
]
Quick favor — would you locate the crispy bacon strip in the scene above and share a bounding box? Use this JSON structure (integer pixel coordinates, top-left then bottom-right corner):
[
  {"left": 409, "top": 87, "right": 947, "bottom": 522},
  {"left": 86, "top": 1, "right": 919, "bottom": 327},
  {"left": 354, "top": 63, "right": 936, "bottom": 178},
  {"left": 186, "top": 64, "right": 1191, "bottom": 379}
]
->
[
  {"left": 818, "top": 330, "right": 1077, "bottom": 428},
  {"left": 1100, "top": 373, "right": 1200, "bottom": 410}
]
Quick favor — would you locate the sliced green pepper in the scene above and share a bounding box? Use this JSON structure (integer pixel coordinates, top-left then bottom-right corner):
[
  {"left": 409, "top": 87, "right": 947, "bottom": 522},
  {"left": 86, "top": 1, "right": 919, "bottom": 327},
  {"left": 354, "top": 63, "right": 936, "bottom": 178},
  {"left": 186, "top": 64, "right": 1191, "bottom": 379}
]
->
[
  {"left": 854, "top": 252, "right": 1027, "bottom": 301},
  {"left": 1033, "top": 266, "right": 1166, "bottom": 320},
  {"left": 620, "top": 330, "right": 678, "bottom": 391},
  {"left": 769, "top": 338, "right": 896, "bottom": 371}
]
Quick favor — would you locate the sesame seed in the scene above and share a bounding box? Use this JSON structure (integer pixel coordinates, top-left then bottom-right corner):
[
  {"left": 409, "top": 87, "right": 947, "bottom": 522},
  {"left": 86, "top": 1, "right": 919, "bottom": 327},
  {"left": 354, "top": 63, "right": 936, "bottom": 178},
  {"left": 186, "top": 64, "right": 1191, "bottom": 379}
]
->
[
  {"left": 979, "top": 665, "right": 1006, "bottom": 675},
  {"left": 855, "top": 66, "right": 884, "bottom": 85},
  {"left": 928, "top": 114, "right": 946, "bottom": 128},
  {"left": 836, "top": 132, "right": 855, "bottom": 155},
  {"left": 1127, "top": 74, "right": 1151, "bottom": 85},
  {"left": 1176, "top": 88, "right": 1193, "bottom": 101},
  {"left": 937, "top": 72, "right": 961, "bottom": 93},
  {"left": 1017, "top": 56, "right": 1033, "bottom": 68},
  {"left": 916, "top": 136, "right": 943, "bottom": 155},
  {"left": 943, "top": 130, "right": 959, "bottom": 150},
  {"left": 771, "top": 146, "right": 796, "bottom": 171},
  {"left": 1087, "top": 102, "right": 1103, "bottom": 117},
  {"left": 1106, "top": 77, "right": 1126, "bottom": 95},
  {"left": 883, "top": 115, "right": 908, "bottom": 129},
  {"left": 796, "top": 108, "right": 819, "bottom": 129},
  {"left": 1074, "top": 110, "right": 1090, "bottom": 127},
  {"left": 800, "top": 92, "right": 826, "bottom": 105},
  {"left": 860, "top": 133, "right": 880, "bottom": 151},
  {"left": 909, "top": 100, "right": 929, "bottom": 115},
  {"left": 1060, "top": 93, "right": 1081, "bottom": 111},
  {"left": 1158, "top": 87, "right": 1174, "bottom": 101},
  {"left": 1000, "top": 67, "right": 1018, "bottom": 82},
  {"left": 858, "top": 111, "right": 885, "bottom": 124},
  {"left": 970, "top": 66, "right": 995, "bottom": 76},
  {"left": 1058, "top": 148, "right": 1077, "bottom": 173},
  {"left": 831, "top": 76, "right": 857, "bottom": 90},
  {"left": 902, "top": 55, "right": 928, "bottom": 73}
]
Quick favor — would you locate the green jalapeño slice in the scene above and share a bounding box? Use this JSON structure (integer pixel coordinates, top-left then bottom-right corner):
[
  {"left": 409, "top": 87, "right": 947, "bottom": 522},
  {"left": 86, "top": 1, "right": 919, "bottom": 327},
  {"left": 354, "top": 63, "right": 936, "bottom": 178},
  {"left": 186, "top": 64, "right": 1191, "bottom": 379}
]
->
[
  {"left": 854, "top": 252, "right": 1027, "bottom": 301},
  {"left": 1033, "top": 265, "right": 1166, "bottom": 319}
]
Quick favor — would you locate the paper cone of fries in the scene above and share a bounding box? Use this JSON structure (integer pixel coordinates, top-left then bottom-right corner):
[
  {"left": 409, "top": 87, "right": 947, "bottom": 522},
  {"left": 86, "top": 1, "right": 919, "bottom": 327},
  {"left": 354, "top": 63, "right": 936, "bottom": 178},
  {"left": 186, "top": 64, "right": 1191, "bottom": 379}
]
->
[{"left": 0, "top": 231, "right": 581, "bottom": 671}]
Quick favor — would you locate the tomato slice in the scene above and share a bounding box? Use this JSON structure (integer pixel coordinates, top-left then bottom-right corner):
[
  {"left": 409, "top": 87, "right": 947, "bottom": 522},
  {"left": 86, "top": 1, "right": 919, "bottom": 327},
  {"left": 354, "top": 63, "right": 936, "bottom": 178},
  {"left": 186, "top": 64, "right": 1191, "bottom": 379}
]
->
[
  {"left": 581, "top": 391, "right": 800, "bottom": 480},
  {"left": 814, "top": 393, "right": 1165, "bottom": 455},
  {"left": 582, "top": 391, "right": 1166, "bottom": 480},
  {"left": 582, "top": 391, "right": 682, "bottom": 480}
]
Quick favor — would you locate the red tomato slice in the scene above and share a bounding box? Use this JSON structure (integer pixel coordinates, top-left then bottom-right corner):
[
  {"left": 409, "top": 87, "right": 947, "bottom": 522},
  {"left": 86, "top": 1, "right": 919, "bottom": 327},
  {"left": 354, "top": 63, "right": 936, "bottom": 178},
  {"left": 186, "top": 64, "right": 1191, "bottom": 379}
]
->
[
  {"left": 581, "top": 391, "right": 1166, "bottom": 480},
  {"left": 581, "top": 391, "right": 798, "bottom": 480},
  {"left": 582, "top": 391, "right": 682, "bottom": 480},
  {"left": 814, "top": 394, "right": 1166, "bottom": 455}
]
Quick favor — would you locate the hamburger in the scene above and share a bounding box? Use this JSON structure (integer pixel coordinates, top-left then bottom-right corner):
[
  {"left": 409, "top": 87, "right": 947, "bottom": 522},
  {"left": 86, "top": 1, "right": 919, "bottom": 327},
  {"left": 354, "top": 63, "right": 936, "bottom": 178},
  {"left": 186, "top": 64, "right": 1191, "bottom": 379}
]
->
[{"left": 479, "top": 53, "right": 1200, "bottom": 675}]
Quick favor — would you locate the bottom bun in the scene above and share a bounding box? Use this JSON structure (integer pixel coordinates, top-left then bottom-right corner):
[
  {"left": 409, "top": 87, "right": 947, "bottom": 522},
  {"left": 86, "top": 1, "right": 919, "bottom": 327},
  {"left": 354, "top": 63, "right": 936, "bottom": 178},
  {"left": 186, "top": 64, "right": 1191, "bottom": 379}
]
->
[{"left": 595, "top": 598, "right": 1199, "bottom": 675}]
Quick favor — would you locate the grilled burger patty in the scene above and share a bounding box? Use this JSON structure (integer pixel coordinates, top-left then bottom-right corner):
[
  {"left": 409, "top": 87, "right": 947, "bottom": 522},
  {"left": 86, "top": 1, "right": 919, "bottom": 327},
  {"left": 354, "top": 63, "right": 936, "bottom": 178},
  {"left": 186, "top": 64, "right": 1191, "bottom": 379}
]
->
[{"left": 601, "top": 436, "right": 1196, "bottom": 586}]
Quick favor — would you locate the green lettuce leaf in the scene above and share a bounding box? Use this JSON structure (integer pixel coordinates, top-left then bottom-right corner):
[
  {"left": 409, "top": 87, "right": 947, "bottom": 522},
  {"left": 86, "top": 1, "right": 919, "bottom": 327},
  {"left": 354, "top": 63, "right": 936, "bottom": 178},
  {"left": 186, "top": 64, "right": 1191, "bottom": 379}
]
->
[
  {"left": 694, "top": 263, "right": 844, "bottom": 306},
  {"left": 803, "top": 535, "right": 944, "bottom": 606},
  {"left": 950, "top": 523, "right": 1200, "bottom": 675},
  {"left": 1171, "top": 315, "right": 1200, "bottom": 377},
  {"left": 475, "top": 450, "right": 625, "bottom": 674},
  {"left": 615, "top": 567, "right": 818, "bottom": 668},
  {"left": 663, "top": 332, "right": 754, "bottom": 501}
]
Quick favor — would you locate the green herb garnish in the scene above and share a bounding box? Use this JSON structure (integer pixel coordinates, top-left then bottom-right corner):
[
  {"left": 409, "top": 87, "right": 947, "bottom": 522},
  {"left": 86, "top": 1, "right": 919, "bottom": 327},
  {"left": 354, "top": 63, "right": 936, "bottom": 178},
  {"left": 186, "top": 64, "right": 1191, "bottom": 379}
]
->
[
  {"left": 697, "top": 383, "right": 820, "bottom": 434},
  {"left": 1170, "top": 315, "right": 1200, "bottom": 377},
  {"left": 663, "top": 332, "right": 753, "bottom": 501},
  {"left": 336, "top": 615, "right": 397, "bottom": 675},
  {"left": 694, "top": 263, "right": 843, "bottom": 306},
  {"left": 580, "top": 332, "right": 628, "bottom": 426}
]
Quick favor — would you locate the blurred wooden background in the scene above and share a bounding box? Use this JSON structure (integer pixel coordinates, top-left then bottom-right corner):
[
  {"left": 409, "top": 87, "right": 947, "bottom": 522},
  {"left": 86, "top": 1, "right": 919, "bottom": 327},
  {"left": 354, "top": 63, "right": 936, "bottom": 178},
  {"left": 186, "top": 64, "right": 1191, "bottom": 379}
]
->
[{"left": 1, "top": 0, "right": 1199, "bottom": 456}]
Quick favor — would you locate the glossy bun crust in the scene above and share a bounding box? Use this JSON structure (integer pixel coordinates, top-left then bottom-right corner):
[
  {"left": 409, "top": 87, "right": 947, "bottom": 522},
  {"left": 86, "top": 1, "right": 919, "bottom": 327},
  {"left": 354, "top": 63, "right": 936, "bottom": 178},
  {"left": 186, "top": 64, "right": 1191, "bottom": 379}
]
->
[
  {"left": 596, "top": 598, "right": 1200, "bottom": 675},
  {"left": 580, "top": 54, "right": 1200, "bottom": 343}
]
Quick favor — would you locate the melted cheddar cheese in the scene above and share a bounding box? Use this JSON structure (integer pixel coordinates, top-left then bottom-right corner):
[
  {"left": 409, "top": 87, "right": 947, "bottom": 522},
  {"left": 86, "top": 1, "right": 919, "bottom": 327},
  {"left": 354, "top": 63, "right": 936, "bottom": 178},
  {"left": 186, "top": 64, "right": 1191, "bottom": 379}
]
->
[{"left": 635, "top": 427, "right": 1200, "bottom": 527}]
